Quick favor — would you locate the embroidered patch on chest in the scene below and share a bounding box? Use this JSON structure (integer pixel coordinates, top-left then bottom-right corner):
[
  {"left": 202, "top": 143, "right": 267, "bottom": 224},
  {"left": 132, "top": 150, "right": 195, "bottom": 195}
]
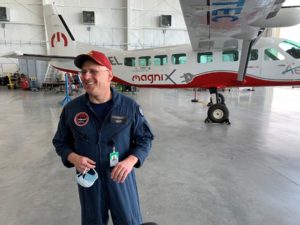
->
[
  {"left": 111, "top": 115, "right": 127, "bottom": 124},
  {"left": 74, "top": 112, "right": 89, "bottom": 127}
]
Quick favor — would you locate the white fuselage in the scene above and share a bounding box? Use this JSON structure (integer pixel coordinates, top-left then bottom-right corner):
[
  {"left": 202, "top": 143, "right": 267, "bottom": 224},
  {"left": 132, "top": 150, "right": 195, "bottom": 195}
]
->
[{"left": 51, "top": 37, "right": 300, "bottom": 89}]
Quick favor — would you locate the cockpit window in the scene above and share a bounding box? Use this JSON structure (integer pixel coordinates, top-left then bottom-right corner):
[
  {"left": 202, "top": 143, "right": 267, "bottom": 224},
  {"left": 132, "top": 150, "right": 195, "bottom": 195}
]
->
[
  {"left": 249, "top": 49, "right": 258, "bottom": 61},
  {"left": 279, "top": 40, "right": 300, "bottom": 59},
  {"left": 124, "top": 57, "right": 136, "bottom": 66},
  {"left": 264, "top": 48, "right": 285, "bottom": 61}
]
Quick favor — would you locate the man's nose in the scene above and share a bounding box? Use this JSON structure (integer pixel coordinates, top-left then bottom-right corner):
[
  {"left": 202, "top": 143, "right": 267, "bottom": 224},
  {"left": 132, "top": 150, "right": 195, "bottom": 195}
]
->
[{"left": 80, "top": 72, "right": 92, "bottom": 78}]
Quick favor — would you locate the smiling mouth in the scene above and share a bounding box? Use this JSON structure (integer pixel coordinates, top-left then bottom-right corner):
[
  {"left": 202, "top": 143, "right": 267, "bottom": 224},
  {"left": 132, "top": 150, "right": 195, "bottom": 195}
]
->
[{"left": 84, "top": 81, "right": 95, "bottom": 86}]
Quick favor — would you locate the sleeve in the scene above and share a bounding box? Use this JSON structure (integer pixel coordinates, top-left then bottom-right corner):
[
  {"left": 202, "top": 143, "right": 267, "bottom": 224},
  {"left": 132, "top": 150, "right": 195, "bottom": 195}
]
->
[
  {"left": 52, "top": 107, "right": 74, "bottom": 168},
  {"left": 130, "top": 105, "right": 154, "bottom": 168}
]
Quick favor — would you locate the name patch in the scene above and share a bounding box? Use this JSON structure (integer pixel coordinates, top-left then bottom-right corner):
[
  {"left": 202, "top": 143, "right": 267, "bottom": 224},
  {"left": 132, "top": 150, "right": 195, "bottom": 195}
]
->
[{"left": 111, "top": 115, "right": 127, "bottom": 124}]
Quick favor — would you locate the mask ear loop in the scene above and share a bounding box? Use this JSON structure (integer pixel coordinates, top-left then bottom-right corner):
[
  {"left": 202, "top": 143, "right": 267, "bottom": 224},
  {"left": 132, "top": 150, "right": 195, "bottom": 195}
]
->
[
  {"left": 77, "top": 167, "right": 88, "bottom": 179},
  {"left": 77, "top": 168, "right": 97, "bottom": 179},
  {"left": 82, "top": 167, "right": 88, "bottom": 174}
]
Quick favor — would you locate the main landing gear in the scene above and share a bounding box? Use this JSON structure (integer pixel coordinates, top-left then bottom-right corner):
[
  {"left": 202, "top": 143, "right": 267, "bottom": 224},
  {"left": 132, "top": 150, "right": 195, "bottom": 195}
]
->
[{"left": 205, "top": 88, "right": 231, "bottom": 125}]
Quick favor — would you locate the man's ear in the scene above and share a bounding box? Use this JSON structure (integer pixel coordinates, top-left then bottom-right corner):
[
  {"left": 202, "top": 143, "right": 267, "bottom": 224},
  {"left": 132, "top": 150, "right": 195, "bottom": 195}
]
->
[{"left": 108, "top": 71, "right": 113, "bottom": 81}]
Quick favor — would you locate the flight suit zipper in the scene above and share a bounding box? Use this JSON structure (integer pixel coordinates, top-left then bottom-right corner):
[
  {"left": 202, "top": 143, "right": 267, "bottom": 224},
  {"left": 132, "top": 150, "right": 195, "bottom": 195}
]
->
[
  {"left": 87, "top": 105, "right": 103, "bottom": 175},
  {"left": 98, "top": 106, "right": 115, "bottom": 171}
]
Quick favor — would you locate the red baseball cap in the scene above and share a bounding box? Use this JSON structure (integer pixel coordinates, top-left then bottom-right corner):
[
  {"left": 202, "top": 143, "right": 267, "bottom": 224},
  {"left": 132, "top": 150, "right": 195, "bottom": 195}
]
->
[{"left": 74, "top": 50, "right": 112, "bottom": 71}]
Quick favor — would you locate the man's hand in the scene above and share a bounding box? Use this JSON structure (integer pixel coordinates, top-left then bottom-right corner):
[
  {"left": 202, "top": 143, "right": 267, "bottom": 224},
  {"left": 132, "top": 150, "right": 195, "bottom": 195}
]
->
[
  {"left": 67, "top": 152, "right": 96, "bottom": 173},
  {"left": 111, "top": 155, "right": 138, "bottom": 183}
]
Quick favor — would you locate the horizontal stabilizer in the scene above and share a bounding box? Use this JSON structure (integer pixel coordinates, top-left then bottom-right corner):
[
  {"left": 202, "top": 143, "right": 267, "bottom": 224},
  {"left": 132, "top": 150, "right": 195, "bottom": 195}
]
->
[{"left": 1, "top": 51, "right": 75, "bottom": 61}]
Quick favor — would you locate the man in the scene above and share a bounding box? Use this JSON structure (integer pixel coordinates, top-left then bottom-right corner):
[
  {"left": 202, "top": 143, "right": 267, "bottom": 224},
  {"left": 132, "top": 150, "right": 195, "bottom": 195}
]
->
[{"left": 53, "top": 50, "right": 154, "bottom": 225}]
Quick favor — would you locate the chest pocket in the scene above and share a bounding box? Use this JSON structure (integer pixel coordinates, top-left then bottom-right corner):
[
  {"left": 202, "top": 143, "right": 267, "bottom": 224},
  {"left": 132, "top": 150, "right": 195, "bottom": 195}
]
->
[
  {"left": 105, "top": 122, "right": 132, "bottom": 158},
  {"left": 70, "top": 121, "right": 98, "bottom": 144},
  {"left": 107, "top": 123, "right": 131, "bottom": 139},
  {"left": 100, "top": 115, "right": 131, "bottom": 141}
]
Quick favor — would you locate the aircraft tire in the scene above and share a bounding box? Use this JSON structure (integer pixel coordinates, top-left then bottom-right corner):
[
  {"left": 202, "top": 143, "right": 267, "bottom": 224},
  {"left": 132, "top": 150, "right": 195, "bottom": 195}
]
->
[{"left": 207, "top": 103, "right": 229, "bottom": 123}]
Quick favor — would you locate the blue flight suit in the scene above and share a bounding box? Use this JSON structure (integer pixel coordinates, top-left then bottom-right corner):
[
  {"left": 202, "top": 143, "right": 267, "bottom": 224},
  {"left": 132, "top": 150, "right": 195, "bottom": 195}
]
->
[{"left": 53, "top": 88, "right": 154, "bottom": 225}]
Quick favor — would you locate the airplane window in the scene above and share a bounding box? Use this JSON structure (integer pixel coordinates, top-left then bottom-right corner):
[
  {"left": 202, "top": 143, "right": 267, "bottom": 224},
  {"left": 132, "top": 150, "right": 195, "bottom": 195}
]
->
[
  {"left": 197, "top": 52, "right": 213, "bottom": 63},
  {"left": 264, "top": 48, "right": 285, "bottom": 61},
  {"left": 249, "top": 49, "right": 258, "bottom": 61},
  {"left": 172, "top": 53, "right": 186, "bottom": 64},
  {"left": 279, "top": 41, "right": 300, "bottom": 59},
  {"left": 139, "top": 56, "right": 151, "bottom": 66},
  {"left": 286, "top": 48, "right": 300, "bottom": 59},
  {"left": 154, "top": 55, "right": 168, "bottom": 66},
  {"left": 222, "top": 50, "right": 239, "bottom": 62},
  {"left": 124, "top": 57, "right": 136, "bottom": 66}
]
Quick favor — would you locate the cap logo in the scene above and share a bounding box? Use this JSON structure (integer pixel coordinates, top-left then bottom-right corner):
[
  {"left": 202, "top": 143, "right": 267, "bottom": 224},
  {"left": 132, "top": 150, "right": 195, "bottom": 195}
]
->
[{"left": 74, "top": 112, "right": 89, "bottom": 127}]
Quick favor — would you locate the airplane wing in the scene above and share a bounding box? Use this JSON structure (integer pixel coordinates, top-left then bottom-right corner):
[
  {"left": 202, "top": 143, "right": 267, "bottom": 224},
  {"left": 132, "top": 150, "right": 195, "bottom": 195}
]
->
[
  {"left": 179, "top": 0, "right": 295, "bottom": 51},
  {"left": 1, "top": 51, "right": 79, "bottom": 73}
]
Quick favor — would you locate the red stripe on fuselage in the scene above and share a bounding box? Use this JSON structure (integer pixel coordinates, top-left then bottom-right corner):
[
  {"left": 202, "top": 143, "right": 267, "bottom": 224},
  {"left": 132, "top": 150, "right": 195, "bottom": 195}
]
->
[{"left": 112, "top": 71, "right": 300, "bottom": 88}]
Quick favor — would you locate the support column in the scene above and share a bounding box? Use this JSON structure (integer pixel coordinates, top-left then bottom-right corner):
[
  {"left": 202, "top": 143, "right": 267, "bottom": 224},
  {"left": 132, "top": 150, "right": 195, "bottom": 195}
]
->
[{"left": 126, "top": 0, "right": 131, "bottom": 50}]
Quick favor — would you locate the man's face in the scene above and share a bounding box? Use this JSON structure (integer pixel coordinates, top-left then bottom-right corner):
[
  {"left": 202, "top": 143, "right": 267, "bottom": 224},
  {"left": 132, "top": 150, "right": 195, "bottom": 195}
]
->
[{"left": 80, "top": 59, "right": 113, "bottom": 97}]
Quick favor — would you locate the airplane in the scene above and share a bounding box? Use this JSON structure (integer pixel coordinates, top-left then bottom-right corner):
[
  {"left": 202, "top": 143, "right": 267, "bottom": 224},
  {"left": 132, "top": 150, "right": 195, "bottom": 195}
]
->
[{"left": 3, "top": 0, "right": 300, "bottom": 124}]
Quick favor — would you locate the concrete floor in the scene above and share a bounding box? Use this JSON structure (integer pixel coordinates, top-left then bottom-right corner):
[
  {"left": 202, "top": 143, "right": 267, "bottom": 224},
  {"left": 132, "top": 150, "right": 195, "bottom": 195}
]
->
[{"left": 1, "top": 86, "right": 300, "bottom": 225}]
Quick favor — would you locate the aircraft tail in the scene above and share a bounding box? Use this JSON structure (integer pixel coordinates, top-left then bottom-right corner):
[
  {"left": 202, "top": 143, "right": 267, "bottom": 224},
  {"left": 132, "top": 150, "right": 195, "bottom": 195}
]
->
[
  {"left": 43, "top": 3, "right": 113, "bottom": 57},
  {"left": 43, "top": 3, "right": 78, "bottom": 56}
]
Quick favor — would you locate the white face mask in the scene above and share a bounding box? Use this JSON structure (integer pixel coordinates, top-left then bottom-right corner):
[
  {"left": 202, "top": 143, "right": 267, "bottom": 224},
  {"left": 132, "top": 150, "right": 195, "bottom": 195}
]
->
[{"left": 76, "top": 168, "right": 98, "bottom": 188}]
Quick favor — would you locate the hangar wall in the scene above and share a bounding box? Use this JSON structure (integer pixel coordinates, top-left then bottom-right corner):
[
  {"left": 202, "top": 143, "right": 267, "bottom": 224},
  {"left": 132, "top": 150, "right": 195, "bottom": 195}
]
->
[
  {"left": 43, "top": 0, "right": 189, "bottom": 49},
  {"left": 0, "top": 0, "right": 45, "bottom": 73}
]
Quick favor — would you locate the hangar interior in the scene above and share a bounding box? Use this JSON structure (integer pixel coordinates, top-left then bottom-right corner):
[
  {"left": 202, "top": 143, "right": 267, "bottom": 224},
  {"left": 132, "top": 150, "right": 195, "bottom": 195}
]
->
[{"left": 1, "top": 0, "right": 300, "bottom": 225}]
